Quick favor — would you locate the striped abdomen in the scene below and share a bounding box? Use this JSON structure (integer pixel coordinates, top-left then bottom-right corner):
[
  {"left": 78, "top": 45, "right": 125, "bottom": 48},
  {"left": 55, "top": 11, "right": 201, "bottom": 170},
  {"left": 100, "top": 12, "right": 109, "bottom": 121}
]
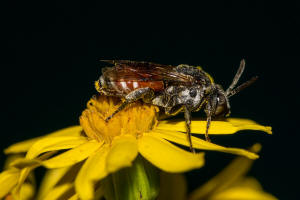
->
[{"left": 99, "top": 76, "right": 164, "bottom": 94}]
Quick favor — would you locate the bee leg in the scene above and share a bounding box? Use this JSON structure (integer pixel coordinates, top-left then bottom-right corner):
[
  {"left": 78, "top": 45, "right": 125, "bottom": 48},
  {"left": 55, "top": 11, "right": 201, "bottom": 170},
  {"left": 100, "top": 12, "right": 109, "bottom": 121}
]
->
[
  {"left": 105, "top": 101, "right": 129, "bottom": 122},
  {"left": 105, "top": 87, "right": 154, "bottom": 122},
  {"left": 184, "top": 106, "right": 195, "bottom": 153},
  {"left": 205, "top": 116, "right": 212, "bottom": 142},
  {"left": 204, "top": 94, "right": 218, "bottom": 142},
  {"left": 165, "top": 105, "right": 184, "bottom": 116}
]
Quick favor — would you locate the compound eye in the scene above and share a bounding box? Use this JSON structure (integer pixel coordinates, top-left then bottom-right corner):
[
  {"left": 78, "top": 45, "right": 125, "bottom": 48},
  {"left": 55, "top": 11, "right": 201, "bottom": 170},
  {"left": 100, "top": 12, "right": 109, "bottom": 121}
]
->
[
  {"left": 215, "top": 104, "right": 224, "bottom": 116},
  {"left": 215, "top": 102, "right": 229, "bottom": 117},
  {"left": 216, "top": 95, "right": 225, "bottom": 104},
  {"left": 214, "top": 95, "right": 229, "bottom": 117}
]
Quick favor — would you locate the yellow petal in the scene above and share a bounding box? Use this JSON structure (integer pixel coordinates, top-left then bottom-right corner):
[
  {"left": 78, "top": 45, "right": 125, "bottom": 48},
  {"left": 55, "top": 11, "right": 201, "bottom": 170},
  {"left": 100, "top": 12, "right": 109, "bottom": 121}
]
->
[
  {"left": 211, "top": 178, "right": 278, "bottom": 200},
  {"left": 15, "top": 168, "right": 32, "bottom": 196},
  {"left": 42, "top": 140, "right": 102, "bottom": 168},
  {"left": 0, "top": 169, "right": 20, "bottom": 198},
  {"left": 157, "top": 118, "right": 272, "bottom": 135},
  {"left": 151, "top": 130, "right": 258, "bottom": 159},
  {"left": 189, "top": 144, "right": 261, "bottom": 200},
  {"left": 4, "top": 126, "right": 82, "bottom": 154},
  {"left": 26, "top": 136, "right": 88, "bottom": 159},
  {"left": 157, "top": 172, "right": 187, "bottom": 200},
  {"left": 138, "top": 134, "right": 204, "bottom": 173},
  {"left": 9, "top": 151, "right": 58, "bottom": 169},
  {"left": 9, "top": 152, "right": 59, "bottom": 197},
  {"left": 4, "top": 138, "right": 43, "bottom": 155},
  {"left": 68, "top": 194, "right": 80, "bottom": 200},
  {"left": 227, "top": 118, "right": 272, "bottom": 134},
  {"left": 75, "top": 145, "right": 109, "bottom": 200},
  {"left": 8, "top": 167, "right": 36, "bottom": 200},
  {"left": 43, "top": 183, "right": 74, "bottom": 200},
  {"left": 106, "top": 135, "right": 138, "bottom": 173},
  {"left": 211, "top": 188, "right": 278, "bottom": 200},
  {"left": 3, "top": 155, "right": 29, "bottom": 170},
  {"left": 37, "top": 167, "right": 73, "bottom": 200},
  {"left": 70, "top": 186, "right": 103, "bottom": 200},
  {"left": 37, "top": 163, "right": 82, "bottom": 200},
  {"left": 1, "top": 155, "right": 33, "bottom": 198},
  {"left": 12, "top": 181, "right": 36, "bottom": 200},
  {"left": 9, "top": 158, "right": 41, "bottom": 169},
  {"left": 42, "top": 126, "right": 83, "bottom": 137}
]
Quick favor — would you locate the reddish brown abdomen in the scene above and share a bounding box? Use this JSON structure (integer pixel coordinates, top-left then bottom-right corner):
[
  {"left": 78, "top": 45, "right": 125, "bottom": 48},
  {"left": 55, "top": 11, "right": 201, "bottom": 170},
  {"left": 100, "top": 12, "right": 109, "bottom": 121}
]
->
[{"left": 111, "top": 80, "right": 164, "bottom": 94}]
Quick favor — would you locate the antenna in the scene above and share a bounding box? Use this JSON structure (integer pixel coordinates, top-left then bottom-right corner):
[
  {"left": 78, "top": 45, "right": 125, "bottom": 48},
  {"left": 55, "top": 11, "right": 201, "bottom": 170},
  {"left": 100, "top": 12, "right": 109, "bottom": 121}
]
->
[
  {"left": 225, "top": 59, "right": 258, "bottom": 98},
  {"left": 225, "top": 59, "right": 246, "bottom": 96},
  {"left": 227, "top": 76, "right": 258, "bottom": 98}
]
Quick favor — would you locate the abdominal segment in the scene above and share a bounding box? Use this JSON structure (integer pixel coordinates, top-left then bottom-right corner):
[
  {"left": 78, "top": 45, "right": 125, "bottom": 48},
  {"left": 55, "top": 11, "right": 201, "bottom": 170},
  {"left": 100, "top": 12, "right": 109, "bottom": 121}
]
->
[{"left": 109, "top": 80, "right": 164, "bottom": 94}]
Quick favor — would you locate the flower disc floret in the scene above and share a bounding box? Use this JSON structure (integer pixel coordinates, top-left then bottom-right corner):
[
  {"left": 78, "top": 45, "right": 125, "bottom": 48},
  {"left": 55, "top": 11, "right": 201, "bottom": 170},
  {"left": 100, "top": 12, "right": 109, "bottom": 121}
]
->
[{"left": 80, "top": 96, "right": 159, "bottom": 143}]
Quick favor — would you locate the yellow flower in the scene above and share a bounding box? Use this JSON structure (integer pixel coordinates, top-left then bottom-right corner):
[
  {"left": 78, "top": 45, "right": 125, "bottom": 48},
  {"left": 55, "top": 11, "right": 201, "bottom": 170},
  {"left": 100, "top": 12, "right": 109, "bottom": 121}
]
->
[
  {"left": 158, "top": 144, "right": 278, "bottom": 200},
  {"left": 1, "top": 95, "right": 271, "bottom": 200}
]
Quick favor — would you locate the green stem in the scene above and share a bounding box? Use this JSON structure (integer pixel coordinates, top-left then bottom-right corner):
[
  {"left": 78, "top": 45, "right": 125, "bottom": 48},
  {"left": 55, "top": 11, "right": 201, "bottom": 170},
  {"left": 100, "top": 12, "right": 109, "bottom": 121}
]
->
[{"left": 103, "top": 155, "right": 160, "bottom": 200}]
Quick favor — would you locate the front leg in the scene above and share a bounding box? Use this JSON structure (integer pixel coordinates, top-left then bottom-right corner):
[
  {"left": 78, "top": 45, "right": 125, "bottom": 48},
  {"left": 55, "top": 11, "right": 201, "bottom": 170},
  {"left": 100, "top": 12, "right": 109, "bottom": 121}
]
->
[
  {"left": 184, "top": 106, "right": 195, "bottom": 153},
  {"left": 105, "top": 87, "right": 154, "bottom": 121}
]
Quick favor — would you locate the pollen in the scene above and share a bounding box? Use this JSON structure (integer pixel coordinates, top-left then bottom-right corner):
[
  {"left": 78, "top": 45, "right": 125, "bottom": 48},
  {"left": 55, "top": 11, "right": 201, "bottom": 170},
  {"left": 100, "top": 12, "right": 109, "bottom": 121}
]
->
[
  {"left": 94, "top": 81, "right": 102, "bottom": 93},
  {"left": 80, "top": 95, "right": 159, "bottom": 144}
]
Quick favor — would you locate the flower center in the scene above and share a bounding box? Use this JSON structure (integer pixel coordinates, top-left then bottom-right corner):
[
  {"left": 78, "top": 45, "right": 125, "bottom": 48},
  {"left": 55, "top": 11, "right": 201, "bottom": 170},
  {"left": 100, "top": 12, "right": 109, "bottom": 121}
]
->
[{"left": 80, "top": 95, "right": 159, "bottom": 144}]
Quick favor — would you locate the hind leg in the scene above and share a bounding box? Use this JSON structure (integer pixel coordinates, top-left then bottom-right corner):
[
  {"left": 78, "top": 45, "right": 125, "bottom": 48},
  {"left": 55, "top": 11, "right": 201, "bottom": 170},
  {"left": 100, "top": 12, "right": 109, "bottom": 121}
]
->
[{"left": 105, "top": 87, "right": 154, "bottom": 121}]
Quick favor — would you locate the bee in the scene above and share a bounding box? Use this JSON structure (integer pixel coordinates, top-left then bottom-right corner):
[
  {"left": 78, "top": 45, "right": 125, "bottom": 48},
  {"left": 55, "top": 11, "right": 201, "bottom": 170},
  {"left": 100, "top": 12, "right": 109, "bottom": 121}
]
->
[{"left": 96, "top": 60, "right": 257, "bottom": 152}]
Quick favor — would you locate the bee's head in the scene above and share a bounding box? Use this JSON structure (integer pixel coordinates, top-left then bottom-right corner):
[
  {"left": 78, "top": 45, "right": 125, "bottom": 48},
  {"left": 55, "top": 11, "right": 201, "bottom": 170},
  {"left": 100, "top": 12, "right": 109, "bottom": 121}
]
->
[{"left": 212, "top": 59, "right": 258, "bottom": 118}]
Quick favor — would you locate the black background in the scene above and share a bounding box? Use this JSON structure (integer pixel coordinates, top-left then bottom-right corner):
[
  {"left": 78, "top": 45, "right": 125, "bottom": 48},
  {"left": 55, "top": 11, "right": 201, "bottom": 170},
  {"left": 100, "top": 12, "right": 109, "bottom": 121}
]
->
[{"left": 1, "top": 1, "right": 299, "bottom": 199}]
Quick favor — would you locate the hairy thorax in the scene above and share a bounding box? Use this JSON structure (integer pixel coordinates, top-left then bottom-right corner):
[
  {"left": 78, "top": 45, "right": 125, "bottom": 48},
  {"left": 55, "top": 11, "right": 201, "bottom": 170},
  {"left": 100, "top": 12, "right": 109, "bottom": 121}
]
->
[{"left": 151, "top": 85, "right": 206, "bottom": 113}]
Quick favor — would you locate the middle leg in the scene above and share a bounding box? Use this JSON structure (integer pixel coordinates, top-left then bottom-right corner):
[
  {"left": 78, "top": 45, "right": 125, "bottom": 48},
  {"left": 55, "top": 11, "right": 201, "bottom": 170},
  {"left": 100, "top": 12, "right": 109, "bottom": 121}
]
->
[{"left": 105, "top": 87, "right": 155, "bottom": 121}]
